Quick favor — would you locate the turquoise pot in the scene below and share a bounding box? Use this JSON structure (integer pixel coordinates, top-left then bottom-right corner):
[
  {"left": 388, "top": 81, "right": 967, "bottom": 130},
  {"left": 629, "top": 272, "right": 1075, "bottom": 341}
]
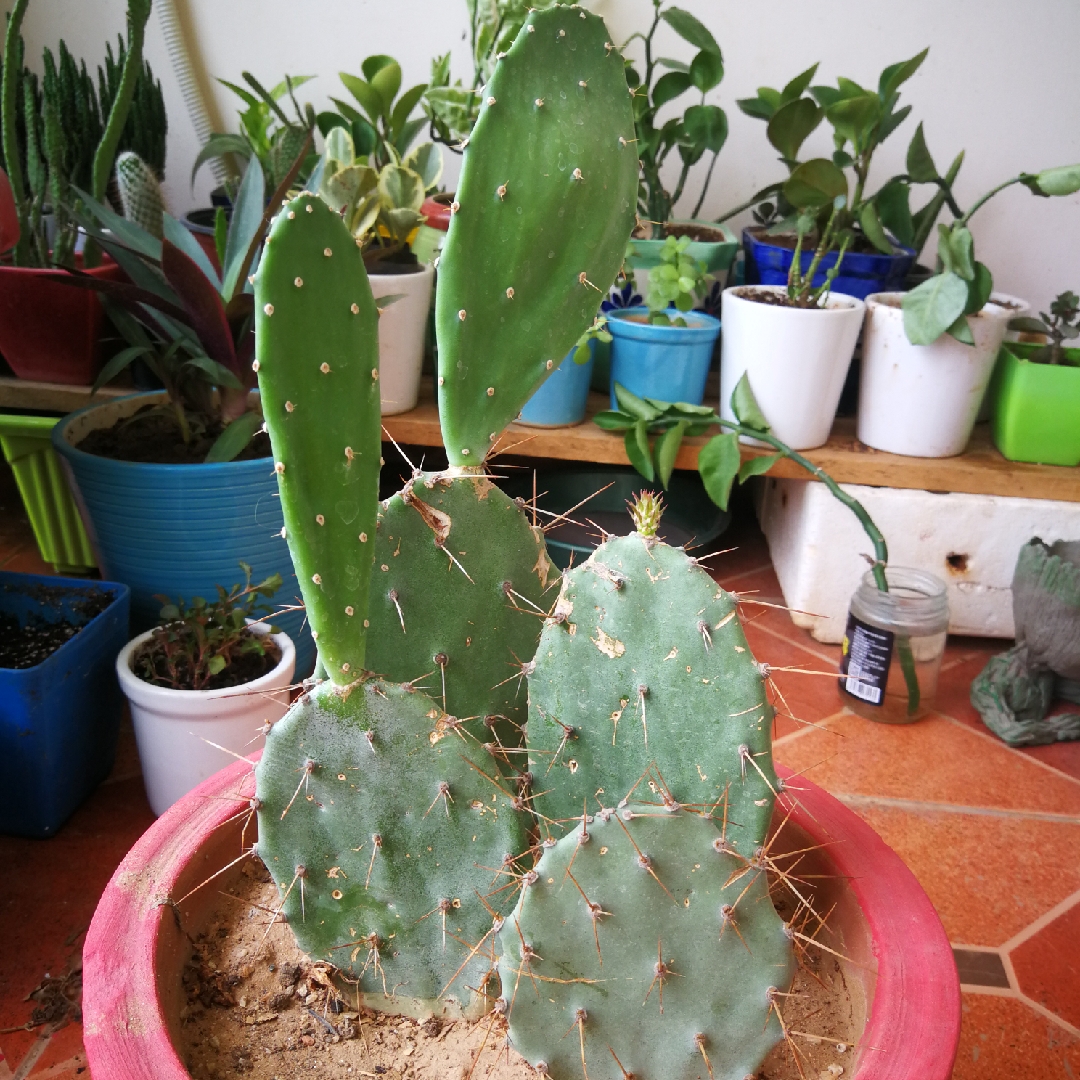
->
[
  {"left": 52, "top": 392, "right": 315, "bottom": 676},
  {"left": 608, "top": 307, "right": 721, "bottom": 408},
  {"left": 518, "top": 343, "right": 595, "bottom": 427}
]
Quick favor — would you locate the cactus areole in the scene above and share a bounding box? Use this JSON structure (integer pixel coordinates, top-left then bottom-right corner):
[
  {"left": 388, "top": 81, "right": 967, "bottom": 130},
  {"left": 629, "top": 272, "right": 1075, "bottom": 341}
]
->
[{"left": 436, "top": 6, "right": 638, "bottom": 464}]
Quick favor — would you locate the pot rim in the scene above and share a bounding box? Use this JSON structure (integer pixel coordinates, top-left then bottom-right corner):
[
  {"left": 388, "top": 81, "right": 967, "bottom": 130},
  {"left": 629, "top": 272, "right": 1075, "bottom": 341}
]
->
[
  {"left": 367, "top": 261, "right": 435, "bottom": 282},
  {"left": 82, "top": 760, "right": 960, "bottom": 1080},
  {"left": 865, "top": 290, "right": 1011, "bottom": 321},
  {"left": 607, "top": 305, "right": 721, "bottom": 330},
  {"left": 724, "top": 283, "right": 866, "bottom": 314},
  {"left": 741, "top": 225, "right": 918, "bottom": 260},
  {"left": 116, "top": 620, "right": 295, "bottom": 707}
]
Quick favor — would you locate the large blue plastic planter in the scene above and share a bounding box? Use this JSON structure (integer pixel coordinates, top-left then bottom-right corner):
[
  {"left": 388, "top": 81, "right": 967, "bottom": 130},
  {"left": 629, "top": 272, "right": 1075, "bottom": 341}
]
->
[
  {"left": 607, "top": 307, "right": 721, "bottom": 408},
  {"left": 518, "top": 342, "right": 595, "bottom": 427},
  {"left": 0, "top": 571, "right": 129, "bottom": 837},
  {"left": 52, "top": 392, "right": 314, "bottom": 676},
  {"left": 742, "top": 227, "right": 915, "bottom": 300}
]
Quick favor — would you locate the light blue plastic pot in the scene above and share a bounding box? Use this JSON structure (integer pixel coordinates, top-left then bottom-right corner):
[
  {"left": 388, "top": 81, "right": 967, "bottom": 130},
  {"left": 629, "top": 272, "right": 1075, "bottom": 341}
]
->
[
  {"left": 518, "top": 342, "right": 595, "bottom": 427},
  {"left": 608, "top": 307, "right": 721, "bottom": 408},
  {"left": 52, "top": 392, "right": 314, "bottom": 676}
]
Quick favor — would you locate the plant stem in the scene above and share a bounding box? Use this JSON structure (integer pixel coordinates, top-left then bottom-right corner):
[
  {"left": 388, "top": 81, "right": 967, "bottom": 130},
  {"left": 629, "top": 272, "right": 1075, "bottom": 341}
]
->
[
  {"left": 714, "top": 181, "right": 785, "bottom": 225},
  {"left": 959, "top": 176, "right": 1022, "bottom": 227},
  {"left": 691, "top": 151, "right": 720, "bottom": 219}
]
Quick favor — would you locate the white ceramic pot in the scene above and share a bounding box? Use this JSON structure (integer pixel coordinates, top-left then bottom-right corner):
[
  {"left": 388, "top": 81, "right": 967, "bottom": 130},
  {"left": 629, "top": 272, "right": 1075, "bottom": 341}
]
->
[
  {"left": 369, "top": 264, "right": 435, "bottom": 415},
  {"left": 975, "top": 292, "right": 1031, "bottom": 422},
  {"left": 116, "top": 622, "right": 295, "bottom": 816},
  {"left": 719, "top": 285, "right": 865, "bottom": 450},
  {"left": 858, "top": 292, "right": 1015, "bottom": 458}
]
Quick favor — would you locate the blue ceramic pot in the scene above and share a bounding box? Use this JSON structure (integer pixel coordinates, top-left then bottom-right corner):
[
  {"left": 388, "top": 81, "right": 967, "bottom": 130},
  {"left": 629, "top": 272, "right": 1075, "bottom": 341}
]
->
[
  {"left": 518, "top": 342, "right": 595, "bottom": 427},
  {"left": 743, "top": 227, "right": 915, "bottom": 300},
  {"left": 607, "top": 307, "right": 721, "bottom": 408},
  {"left": 52, "top": 393, "right": 314, "bottom": 676}
]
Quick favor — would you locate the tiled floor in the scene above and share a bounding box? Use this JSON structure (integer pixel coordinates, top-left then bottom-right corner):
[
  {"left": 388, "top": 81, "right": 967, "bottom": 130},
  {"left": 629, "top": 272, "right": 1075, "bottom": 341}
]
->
[{"left": 2, "top": 467, "right": 1079, "bottom": 1078}]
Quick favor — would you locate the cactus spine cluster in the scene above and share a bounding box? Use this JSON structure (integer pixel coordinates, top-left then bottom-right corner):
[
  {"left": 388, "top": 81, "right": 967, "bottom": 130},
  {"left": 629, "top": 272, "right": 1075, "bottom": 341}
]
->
[{"left": 116, "top": 150, "right": 163, "bottom": 238}]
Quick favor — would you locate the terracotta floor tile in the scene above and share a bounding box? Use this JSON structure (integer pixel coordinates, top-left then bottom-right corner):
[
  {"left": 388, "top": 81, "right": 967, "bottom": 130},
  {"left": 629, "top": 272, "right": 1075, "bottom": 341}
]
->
[
  {"left": 26, "top": 1021, "right": 86, "bottom": 1076},
  {"left": 1023, "top": 739, "right": 1080, "bottom": 784},
  {"left": 843, "top": 804, "right": 1080, "bottom": 946},
  {"left": 774, "top": 711, "right": 1080, "bottom": 816},
  {"left": 1010, "top": 898, "right": 1080, "bottom": 1031},
  {"left": 952, "top": 993, "right": 1080, "bottom": 1079}
]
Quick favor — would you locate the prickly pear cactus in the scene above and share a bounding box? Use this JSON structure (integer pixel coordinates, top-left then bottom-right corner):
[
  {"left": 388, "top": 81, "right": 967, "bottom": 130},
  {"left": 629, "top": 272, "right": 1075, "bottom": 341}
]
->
[
  {"left": 436, "top": 5, "right": 638, "bottom": 464},
  {"left": 366, "top": 472, "right": 554, "bottom": 743},
  {"left": 526, "top": 493, "right": 778, "bottom": 857},
  {"left": 116, "top": 150, "right": 164, "bottom": 238},
  {"left": 497, "top": 804, "right": 794, "bottom": 1080},
  {"left": 253, "top": 194, "right": 529, "bottom": 1013}
]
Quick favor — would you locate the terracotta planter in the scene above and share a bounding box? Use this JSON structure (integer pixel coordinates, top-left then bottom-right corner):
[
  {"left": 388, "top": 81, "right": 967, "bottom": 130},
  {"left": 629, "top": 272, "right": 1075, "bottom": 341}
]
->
[
  {"left": 0, "top": 257, "right": 124, "bottom": 384},
  {"left": 83, "top": 761, "right": 960, "bottom": 1080}
]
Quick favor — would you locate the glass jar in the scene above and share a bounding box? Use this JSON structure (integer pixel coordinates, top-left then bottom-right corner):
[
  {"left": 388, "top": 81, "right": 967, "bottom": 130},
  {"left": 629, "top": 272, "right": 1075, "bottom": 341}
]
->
[{"left": 838, "top": 567, "right": 949, "bottom": 724}]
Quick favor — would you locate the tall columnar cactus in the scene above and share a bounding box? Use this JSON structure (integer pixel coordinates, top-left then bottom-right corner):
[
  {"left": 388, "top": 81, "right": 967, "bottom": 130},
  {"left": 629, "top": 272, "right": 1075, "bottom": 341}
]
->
[
  {"left": 115, "top": 150, "right": 163, "bottom": 238},
  {"left": 435, "top": 4, "right": 638, "bottom": 464},
  {"left": 497, "top": 804, "right": 794, "bottom": 1080},
  {"left": 526, "top": 493, "right": 778, "bottom": 857},
  {"left": 253, "top": 195, "right": 529, "bottom": 1013}
]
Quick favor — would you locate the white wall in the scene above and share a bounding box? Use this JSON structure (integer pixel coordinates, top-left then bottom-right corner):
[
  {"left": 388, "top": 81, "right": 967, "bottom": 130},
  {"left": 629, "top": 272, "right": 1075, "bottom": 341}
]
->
[{"left": 8, "top": 0, "right": 1080, "bottom": 310}]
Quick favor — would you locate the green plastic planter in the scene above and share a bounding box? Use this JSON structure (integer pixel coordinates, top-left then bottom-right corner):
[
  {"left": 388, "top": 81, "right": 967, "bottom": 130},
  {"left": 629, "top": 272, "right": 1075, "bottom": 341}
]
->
[
  {"left": 0, "top": 414, "right": 95, "bottom": 573},
  {"left": 992, "top": 343, "right": 1080, "bottom": 466},
  {"left": 626, "top": 220, "right": 737, "bottom": 274}
]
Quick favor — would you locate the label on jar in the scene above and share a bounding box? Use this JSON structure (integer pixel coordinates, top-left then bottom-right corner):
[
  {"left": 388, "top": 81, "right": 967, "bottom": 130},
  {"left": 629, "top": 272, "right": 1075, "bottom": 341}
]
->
[{"left": 838, "top": 613, "right": 894, "bottom": 706}]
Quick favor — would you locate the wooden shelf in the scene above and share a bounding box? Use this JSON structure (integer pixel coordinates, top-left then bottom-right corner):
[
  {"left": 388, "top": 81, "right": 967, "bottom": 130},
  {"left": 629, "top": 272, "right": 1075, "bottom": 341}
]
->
[{"left": 2, "top": 375, "right": 1077, "bottom": 503}]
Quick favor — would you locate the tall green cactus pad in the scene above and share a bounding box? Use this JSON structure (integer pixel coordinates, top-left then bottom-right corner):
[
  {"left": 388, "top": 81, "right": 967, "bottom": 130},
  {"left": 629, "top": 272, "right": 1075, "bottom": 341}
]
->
[
  {"left": 255, "top": 679, "right": 529, "bottom": 1014},
  {"left": 254, "top": 192, "right": 381, "bottom": 684},
  {"left": 366, "top": 472, "right": 554, "bottom": 743},
  {"left": 116, "top": 150, "right": 163, "bottom": 238},
  {"left": 436, "top": 5, "right": 638, "bottom": 464},
  {"left": 526, "top": 502, "right": 776, "bottom": 856},
  {"left": 497, "top": 804, "right": 794, "bottom": 1080}
]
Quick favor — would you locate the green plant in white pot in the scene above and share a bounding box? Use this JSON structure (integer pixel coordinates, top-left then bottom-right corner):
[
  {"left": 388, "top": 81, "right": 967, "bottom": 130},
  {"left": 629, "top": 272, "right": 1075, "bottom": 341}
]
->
[{"left": 858, "top": 162, "right": 1080, "bottom": 458}]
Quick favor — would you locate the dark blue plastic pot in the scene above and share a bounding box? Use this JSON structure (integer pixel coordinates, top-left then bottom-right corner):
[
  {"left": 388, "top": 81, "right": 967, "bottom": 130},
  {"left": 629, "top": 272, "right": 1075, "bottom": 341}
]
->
[
  {"left": 0, "top": 571, "right": 129, "bottom": 836},
  {"left": 52, "top": 393, "right": 314, "bottom": 676},
  {"left": 742, "top": 227, "right": 915, "bottom": 300},
  {"left": 607, "top": 307, "right": 721, "bottom": 408},
  {"left": 518, "top": 342, "right": 595, "bottom": 427}
]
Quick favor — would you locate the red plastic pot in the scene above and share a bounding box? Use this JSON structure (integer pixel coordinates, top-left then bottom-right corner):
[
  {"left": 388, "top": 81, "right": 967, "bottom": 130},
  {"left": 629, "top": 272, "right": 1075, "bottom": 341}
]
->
[
  {"left": 82, "top": 761, "right": 960, "bottom": 1079},
  {"left": 0, "top": 257, "right": 123, "bottom": 384},
  {"left": 420, "top": 194, "right": 453, "bottom": 232}
]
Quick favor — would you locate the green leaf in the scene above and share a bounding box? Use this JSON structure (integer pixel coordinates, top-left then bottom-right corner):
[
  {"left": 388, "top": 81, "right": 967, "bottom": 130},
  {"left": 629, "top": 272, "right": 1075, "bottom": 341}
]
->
[
  {"left": 878, "top": 48, "right": 929, "bottom": 101},
  {"left": 213, "top": 207, "right": 228, "bottom": 267},
  {"left": 660, "top": 8, "right": 722, "bottom": 56},
  {"left": 1033, "top": 164, "right": 1080, "bottom": 197},
  {"left": 340, "top": 73, "right": 384, "bottom": 124},
  {"left": 780, "top": 64, "right": 819, "bottom": 105},
  {"left": 738, "top": 452, "right": 782, "bottom": 483},
  {"left": 404, "top": 143, "right": 443, "bottom": 191},
  {"left": 652, "top": 71, "right": 692, "bottom": 110},
  {"left": 162, "top": 213, "right": 222, "bottom": 292},
  {"left": 330, "top": 97, "right": 364, "bottom": 125},
  {"left": 91, "top": 345, "right": 151, "bottom": 392},
  {"left": 204, "top": 411, "right": 262, "bottom": 463},
  {"left": 390, "top": 83, "right": 427, "bottom": 138},
  {"left": 731, "top": 372, "right": 770, "bottom": 432},
  {"left": 766, "top": 98, "right": 823, "bottom": 163},
  {"left": 826, "top": 93, "right": 881, "bottom": 151},
  {"left": 207, "top": 655, "right": 227, "bottom": 676},
  {"left": 689, "top": 50, "right": 724, "bottom": 93},
  {"left": 361, "top": 54, "right": 396, "bottom": 81},
  {"left": 655, "top": 420, "right": 688, "bottom": 488},
  {"left": 875, "top": 179, "right": 914, "bottom": 248},
  {"left": 625, "top": 422, "right": 655, "bottom": 481},
  {"left": 369, "top": 61, "right": 403, "bottom": 114},
  {"left": 736, "top": 95, "right": 776, "bottom": 122},
  {"left": 784, "top": 158, "right": 848, "bottom": 211},
  {"left": 1008, "top": 316, "right": 1050, "bottom": 335},
  {"left": 159, "top": 603, "right": 180, "bottom": 621},
  {"left": 944, "top": 313, "right": 975, "bottom": 345},
  {"left": 859, "top": 201, "right": 893, "bottom": 254},
  {"left": 614, "top": 382, "right": 663, "bottom": 422},
  {"left": 682, "top": 104, "right": 728, "bottom": 153},
  {"left": 698, "top": 432, "right": 740, "bottom": 511},
  {"left": 191, "top": 133, "right": 251, "bottom": 185},
  {"left": 222, "top": 156, "right": 265, "bottom": 301},
  {"left": 185, "top": 354, "right": 243, "bottom": 389},
  {"left": 905, "top": 122, "right": 938, "bottom": 183},
  {"left": 901, "top": 271, "right": 970, "bottom": 344},
  {"left": 593, "top": 410, "right": 636, "bottom": 431},
  {"left": 938, "top": 224, "right": 974, "bottom": 281},
  {"left": 964, "top": 261, "right": 993, "bottom": 316},
  {"left": 876, "top": 103, "right": 912, "bottom": 145}
]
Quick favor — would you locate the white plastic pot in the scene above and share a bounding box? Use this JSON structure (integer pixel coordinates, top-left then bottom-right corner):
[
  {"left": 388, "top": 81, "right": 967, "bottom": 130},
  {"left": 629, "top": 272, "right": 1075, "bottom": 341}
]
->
[
  {"left": 719, "top": 285, "right": 865, "bottom": 450},
  {"left": 369, "top": 264, "right": 435, "bottom": 415},
  {"left": 858, "top": 292, "right": 1014, "bottom": 458},
  {"left": 116, "top": 623, "right": 295, "bottom": 816}
]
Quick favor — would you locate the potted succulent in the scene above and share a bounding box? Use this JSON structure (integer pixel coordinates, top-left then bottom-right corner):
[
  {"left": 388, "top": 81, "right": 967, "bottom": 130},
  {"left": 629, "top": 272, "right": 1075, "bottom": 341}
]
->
[
  {"left": 859, "top": 162, "right": 1080, "bottom": 457},
  {"left": 0, "top": 0, "right": 151, "bottom": 383},
  {"left": 719, "top": 167, "right": 865, "bottom": 449},
  {"left": 116, "top": 564, "right": 295, "bottom": 817},
  {"left": 992, "top": 290, "right": 1080, "bottom": 466},
  {"left": 608, "top": 234, "right": 721, "bottom": 407},
  {"left": 0, "top": 570, "right": 129, "bottom": 837},
  {"left": 313, "top": 124, "right": 442, "bottom": 414}
]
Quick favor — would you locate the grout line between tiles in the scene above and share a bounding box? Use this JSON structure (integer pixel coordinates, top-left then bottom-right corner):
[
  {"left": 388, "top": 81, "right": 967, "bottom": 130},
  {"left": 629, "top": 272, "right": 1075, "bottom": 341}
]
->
[
  {"left": 939, "top": 714, "right": 1080, "bottom": 790},
  {"left": 743, "top": 615, "right": 843, "bottom": 669},
  {"left": 831, "top": 792, "right": 1080, "bottom": 825},
  {"left": 712, "top": 559, "right": 776, "bottom": 588},
  {"left": 1015, "top": 989, "right": 1080, "bottom": 1039},
  {"left": 960, "top": 983, "right": 1017, "bottom": 998},
  {"left": 999, "top": 886, "right": 1080, "bottom": 953},
  {"left": 773, "top": 709, "right": 849, "bottom": 749}
]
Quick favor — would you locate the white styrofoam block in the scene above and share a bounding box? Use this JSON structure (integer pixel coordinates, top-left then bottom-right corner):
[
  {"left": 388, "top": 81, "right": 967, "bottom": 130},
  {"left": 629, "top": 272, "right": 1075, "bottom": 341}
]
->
[{"left": 756, "top": 477, "right": 1080, "bottom": 643}]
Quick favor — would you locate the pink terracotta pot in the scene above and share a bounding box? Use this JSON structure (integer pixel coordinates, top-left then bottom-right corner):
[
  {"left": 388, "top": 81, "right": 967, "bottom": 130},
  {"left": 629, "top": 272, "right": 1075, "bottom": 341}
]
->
[{"left": 83, "top": 760, "right": 960, "bottom": 1079}]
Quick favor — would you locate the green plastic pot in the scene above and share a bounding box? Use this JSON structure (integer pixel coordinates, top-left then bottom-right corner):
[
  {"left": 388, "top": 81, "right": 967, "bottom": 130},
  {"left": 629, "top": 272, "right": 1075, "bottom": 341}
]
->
[
  {"left": 992, "top": 343, "right": 1080, "bottom": 466},
  {"left": 0, "top": 414, "right": 95, "bottom": 573},
  {"left": 626, "top": 220, "right": 737, "bottom": 274}
]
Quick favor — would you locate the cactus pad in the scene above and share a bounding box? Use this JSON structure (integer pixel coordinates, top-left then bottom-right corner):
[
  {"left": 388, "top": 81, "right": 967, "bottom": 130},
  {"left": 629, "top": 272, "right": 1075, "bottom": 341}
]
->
[
  {"left": 254, "top": 192, "right": 381, "bottom": 684},
  {"left": 527, "top": 530, "right": 777, "bottom": 857},
  {"left": 366, "top": 472, "right": 554, "bottom": 743},
  {"left": 497, "top": 804, "right": 794, "bottom": 1080},
  {"left": 255, "top": 678, "right": 529, "bottom": 1015},
  {"left": 436, "top": 5, "right": 638, "bottom": 464}
]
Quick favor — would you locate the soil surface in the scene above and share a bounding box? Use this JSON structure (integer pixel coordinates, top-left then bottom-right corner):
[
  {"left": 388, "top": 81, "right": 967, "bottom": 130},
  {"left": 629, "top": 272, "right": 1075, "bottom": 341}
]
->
[
  {"left": 177, "top": 864, "right": 859, "bottom": 1080},
  {"left": 735, "top": 288, "right": 828, "bottom": 311},
  {"left": 0, "top": 586, "right": 113, "bottom": 668},
  {"left": 132, "top": 632, "right": 281, "bottom": 691},
  {"left": 632, "top": 222, "right": 728, "bottom": 244},
  {"left": 76, "top": 405, "right": 271, "bottom": 465}
]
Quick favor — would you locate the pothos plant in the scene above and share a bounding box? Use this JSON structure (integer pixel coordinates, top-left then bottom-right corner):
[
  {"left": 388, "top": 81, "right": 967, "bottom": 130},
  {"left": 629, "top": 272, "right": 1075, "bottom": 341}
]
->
[{"left": 1010, "top": 291, "right": 1080, "bottom": 365}]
